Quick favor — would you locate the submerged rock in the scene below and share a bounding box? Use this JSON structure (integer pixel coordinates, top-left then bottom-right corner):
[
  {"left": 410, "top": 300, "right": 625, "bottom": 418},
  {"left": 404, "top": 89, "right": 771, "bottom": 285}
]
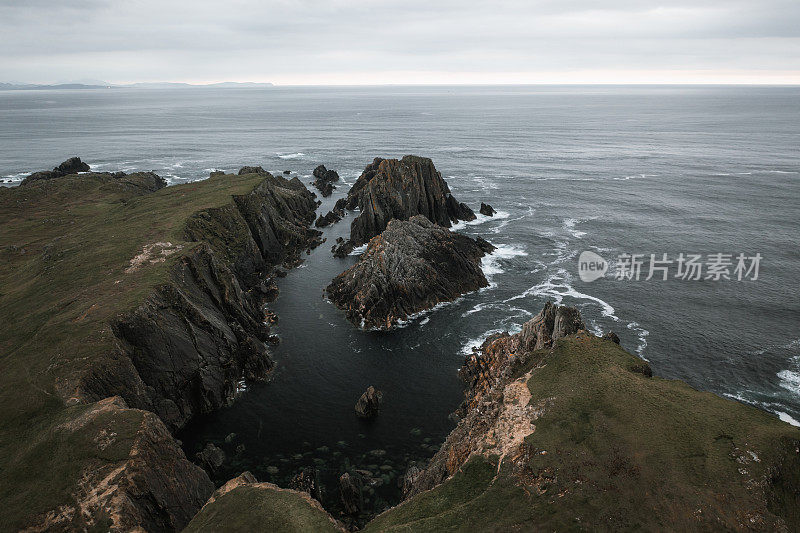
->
[
  {"left": 339, "top": 472, "right": 363, "bottom": 514},
  {"left": 327, "top": 216, "right": 493, "bottom": 329},
  {"left": 289, "top": 468, "right": 323, "bottom": 502},
  {"left": 479, "top": 202, "right": 496, "bottom": 216},
  {"left": 196, "top": 443, "right": 226, "bottom": 473},
  {"left": 339, "top": 156, "right": 476, "bottom": 247},
  {"left": 355, "top": 386, "right": 384, "bottom": 418}
]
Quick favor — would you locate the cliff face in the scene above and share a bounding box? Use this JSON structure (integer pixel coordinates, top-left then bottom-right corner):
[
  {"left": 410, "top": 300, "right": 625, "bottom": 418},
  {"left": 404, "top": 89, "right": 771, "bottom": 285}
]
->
[
  {"left": 341, "top": 156, "right": 476, "bottom": 247},
  {"left": 0, "top": 168, "right": 320, "bottom": 531},
  {"left": 326, "top": 216, "right": 493, "bottom": 330},
  {"left": 83, "top": 174, "right": 320, "bottom": 431},
  {"left": 365, "top": 303, "right": 800, "bottom": 531}
]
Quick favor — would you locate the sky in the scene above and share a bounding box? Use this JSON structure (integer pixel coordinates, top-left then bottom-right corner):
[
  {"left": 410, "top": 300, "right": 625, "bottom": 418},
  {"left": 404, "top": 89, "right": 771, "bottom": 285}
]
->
[{"left": 1, "top": 0, "right": 799, "bottom": 85}]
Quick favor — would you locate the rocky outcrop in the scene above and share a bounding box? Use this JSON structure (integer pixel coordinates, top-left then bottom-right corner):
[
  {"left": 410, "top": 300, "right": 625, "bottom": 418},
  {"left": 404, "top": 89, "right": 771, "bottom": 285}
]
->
[
  {"left": 289, "top": 468, "right": 323, "bottom": 502},
  {"left": 26, "top": 397, "right": 213, "bottom": 532},
  {"left": 196, "top": 443, "right": 226, "bottom": 474},
  {"left": 354, "top": 386, "right": 383, "bottom": 418},
  {"left": 313, "top": 165, "right": 340, "bottom": 182},
  {"left": 407, "top": 302, "right": 584, "bottom": 496},
  {"left": 316, "top": 200, "right": 346, "bottom": 228},
  {"left": 19, "top": 158, "right": 168, "bottom": 192},
  {"left": 312, "top": 165, "right": 339, "bottom": 197},
  {"left": 327, "top": 216, "right": 494, "bottom": 329},
  {"left": 479, "top": 202, "right": 496, "bottom": 216},
  {"left": 339, "top": 472, "right": 363, "bottom": 515},
  {"left": 338, "top": 156, "right": 476, "bottom": 248},
  {"left": 20, "top": 156, "right": 90, "bottom": 185},
  {"left": 79, "top": 173, "right": 320, "bottom": 431},
  {"left": 238, "top": 165, "right": 268, "bottom": 175}
]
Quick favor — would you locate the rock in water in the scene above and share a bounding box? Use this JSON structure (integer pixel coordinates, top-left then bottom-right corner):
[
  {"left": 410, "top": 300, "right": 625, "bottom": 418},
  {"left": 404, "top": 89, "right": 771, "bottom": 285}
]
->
[
  {"left": 327, "top": 216, "right": 493, "bottom": 329},
  {"left": 313, "top": 164, "right": 340, "bottom": 182},
  {"left": 339, "top": 472, "right": 363, "bottom": 514},
  {"left": 196, "top": 443, "right": 226, "bottom": 474},
  {"left": 355, "top": 386, "right": 384, "bottom": 418},
  {"left": 312, "top": 164, "right": 339, "bottom": 197},
  {"left": 341, "top": 156, "right": 476, "bottom": 247},
  {"left": 479, "top": 202, "right": 496, "bottom": 216}
]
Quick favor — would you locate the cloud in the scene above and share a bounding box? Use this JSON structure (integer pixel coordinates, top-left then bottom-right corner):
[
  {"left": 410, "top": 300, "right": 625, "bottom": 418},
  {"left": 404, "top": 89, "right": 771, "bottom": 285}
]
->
[{"left": 1, "top": 0, "right": 798, "bottom": 83}]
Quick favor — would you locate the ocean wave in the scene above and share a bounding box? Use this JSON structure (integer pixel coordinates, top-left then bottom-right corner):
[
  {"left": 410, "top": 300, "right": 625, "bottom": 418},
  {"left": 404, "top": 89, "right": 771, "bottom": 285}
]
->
[
  {"left": 277, "top": 152, "right": 306, "bottom": 160},
  {"left": 349, "top": 244, "right": 368, "bottom": 256},
  {"left": 778, "top": 369, "right": 800, "bottom": 395},
  {"left": 450, "top": 210, "right": 510, "bottom": 231},
  {"left": 505, "top": 269, "right": 617, "bottom": 320},
  {"left": 612, "top": 173, "right": 656, "bottom": 181},
  {"left": 723, "top": 392, "right": 800, "bottom": 427},
  {"left": 460, "top": 328, "right": 506, "bottom": 355},
  {"left": 626, "top": 321, "right": 650, "bottom": 359},
  {"left": 480, "top": 244, "right": 528, "bottom": 286}
]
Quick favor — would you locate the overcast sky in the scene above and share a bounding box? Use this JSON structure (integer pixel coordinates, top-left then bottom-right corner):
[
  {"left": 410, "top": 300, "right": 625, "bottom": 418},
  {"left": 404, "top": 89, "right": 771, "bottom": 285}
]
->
[{"left": 2, "top": 0, "right": 799, "bottom": 85}]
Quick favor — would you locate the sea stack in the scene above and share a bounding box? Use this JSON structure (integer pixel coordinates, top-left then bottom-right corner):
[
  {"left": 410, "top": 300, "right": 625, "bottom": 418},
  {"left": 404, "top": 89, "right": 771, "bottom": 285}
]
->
[
  {"left": 337, "top": 156, "right": 476, "bottom": 252},
  {"left": 327, "top": 216, "right": 494, "bottom": 329}
]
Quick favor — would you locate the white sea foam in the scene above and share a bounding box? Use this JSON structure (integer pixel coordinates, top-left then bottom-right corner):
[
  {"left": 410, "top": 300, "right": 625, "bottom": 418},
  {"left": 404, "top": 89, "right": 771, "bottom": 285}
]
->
[
  {"left": 480, "top": 244, "right": 528, "bottom": 287},
  {"left": 562, "top": 218, "right": 587, "bottom": 238},
  {"left": 450, "top": 210, "right": 510, "bottom": 231},
  {"left": 612, "top": 173, "right": 656, "bottom": 181},
  {"left": 626, "top": 321, "right": 650, "bottom": 359},
  {"left": 508, "top": 269, "right": 617, "bottom": 320},
  {"left": 349, "top": 244, "right": 368, "bottom": 256},
  {"left": 778, "top": 412, "right": 800, "bottom": 427},
  {"left": 277, "top": 152, "right": 306, "bottom": 160},
  {"left": 778, "top": 369, "right": 800, "bottom": 395},
  {"left": 460, "top": 328, "right": 505, "bottom": 355}
]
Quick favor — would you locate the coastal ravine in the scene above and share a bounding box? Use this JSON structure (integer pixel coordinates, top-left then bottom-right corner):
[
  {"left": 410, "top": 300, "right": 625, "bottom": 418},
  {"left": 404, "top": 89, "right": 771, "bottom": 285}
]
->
[{"left": 178, "top": 172, "right": 467, "bottom": 525}]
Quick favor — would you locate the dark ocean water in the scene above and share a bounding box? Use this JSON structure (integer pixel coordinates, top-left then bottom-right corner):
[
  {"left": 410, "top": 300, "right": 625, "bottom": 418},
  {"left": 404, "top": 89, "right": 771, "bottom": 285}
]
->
[{"left": 2, "top": 85, "right": 799, "bottom": 517}]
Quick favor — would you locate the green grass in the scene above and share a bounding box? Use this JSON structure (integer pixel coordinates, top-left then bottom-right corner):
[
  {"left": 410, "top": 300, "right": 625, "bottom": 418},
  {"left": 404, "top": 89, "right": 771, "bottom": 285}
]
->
[
  {"left": 0, "top": 172, "right": 266, "bottom": 530},
  {"left": 184, "top": 485, "right": 342, "bottom": 533},
  {"left": 365, "top": 334, "right": 800, "bottom": 531}
]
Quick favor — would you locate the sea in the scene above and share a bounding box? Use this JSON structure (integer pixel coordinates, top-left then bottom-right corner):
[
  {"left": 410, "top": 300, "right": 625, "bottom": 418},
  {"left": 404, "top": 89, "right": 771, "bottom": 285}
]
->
[{"left": 2, "top": 85, "right": 799, "bottom": 518}]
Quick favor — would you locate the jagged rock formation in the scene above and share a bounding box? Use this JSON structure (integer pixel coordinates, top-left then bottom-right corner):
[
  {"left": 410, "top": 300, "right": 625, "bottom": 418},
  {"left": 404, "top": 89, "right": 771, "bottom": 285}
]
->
[
  {"left": 85, "top": 173, "right": 321, "bottom": 431},
  {"left": 354, "top": 386, "right": 383, "bottom": 418},
  {"left": 315, "top": 200, "right": 346, "bottom": 228},
  {"left": 20, "top": 156, "right": 90, "bottom": 185},
  {"left": 327, "top": 216, "right": 494, "bottom": 329},
  {"left": 0, "top": 168, "right": 320, "bottom": 530},
  {"left": 338, "top": 156, "right": 476, "bottom": 249},
  {"left": 238, "top": 165, "right": 267, "bottom": 175},
  {"left": 313, "top": 164, "right": 340, "bottom": 182},
  {"left": 196, "top": 443, "right": 226, "bottom": 474},
  {"left": 312, "top": 164, "right": 339, "bottom": 197},
  {"left": 479, "top": 202, "right": 496, "bottom": 216},
  {"left": 338, "top": 472, "right": 363, "bottom": 515}
]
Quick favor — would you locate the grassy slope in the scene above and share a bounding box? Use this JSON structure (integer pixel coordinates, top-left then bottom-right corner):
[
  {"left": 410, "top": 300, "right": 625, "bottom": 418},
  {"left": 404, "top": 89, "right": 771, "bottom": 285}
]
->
[
  {"left": 0, "top": 173, "right": 265, "bottom": 530},
  {"left": 365, "top": 335, "right": 800, "bottom": 531},
  {"left": 184, "top": 485, "right": 342, "bottom": 533}
]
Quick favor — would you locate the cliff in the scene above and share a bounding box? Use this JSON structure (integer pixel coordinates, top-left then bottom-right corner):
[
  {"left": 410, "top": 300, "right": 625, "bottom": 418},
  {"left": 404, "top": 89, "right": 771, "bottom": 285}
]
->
[
  {"left": 367, "top": 304, "right": 800, "bottom": 531},
  {"left": 335, "top": 156, "right": 475, "bottom": 253},
  {"left": 327, "top": 216, "right": 494, "bottom": 329},
  {"left": 0, "top": 167, "right": 319, "bottom": 530}
]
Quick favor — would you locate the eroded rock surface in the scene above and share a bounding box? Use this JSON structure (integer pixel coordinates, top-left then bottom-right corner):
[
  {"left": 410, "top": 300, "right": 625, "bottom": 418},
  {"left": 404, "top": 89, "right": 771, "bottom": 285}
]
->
[
  {"left": 327, "top": 216, "right": 493, "bottom": 329},
  {"left": 339, "top": 156, "right": 476, "bottom": 248},
  {"left": 354, "top": 386, "right": 384, "bottom": 419}
]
